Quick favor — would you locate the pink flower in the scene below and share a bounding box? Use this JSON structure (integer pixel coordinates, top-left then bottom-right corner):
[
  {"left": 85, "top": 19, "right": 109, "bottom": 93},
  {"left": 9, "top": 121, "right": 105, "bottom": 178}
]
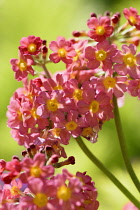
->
[
  {"left": 49, "top": 36, "right": 76, "bottom": 64},
  {"left": 43, "top": 74, "right": 67, "bottom": 92},
  {"left": 123, "top": 7, "right": 140, "bottom": 29},
  {"left": 21, "top": 100, "right": 49, "bottom": 130},
  {"left": 19, "top": 178, "right": 56, "bottom": 210},
  {"left": 54, "top": 110, "right": 85, "bottom": 139},
  {"left": 3, "top": 179, "right": 22, "bottom": 199},
  {"left": 77, "top": 89, "right": 112, "bottom": 126},
  {"left": 85, "top": 41, "right": 117, "bottom": 71},
  {"left": 51, "top": 171, "right": 83, "bottom": 210},
  {"left": 113, "top": 44, "right": 140, "bottom": 79},
  {"left": 66, "top": 40, "right": 88, "bottom": 72},
  {"left": 128, "top": 78, "right": 140, "bottom": 98},
  {"left": 7, "top": 98, "right": 28, "bottom": 135},
  {"left": 63, "top": 78, "right": 84, "bottom": 103},
  {"left": 2, "top": 159, "right": 22, "bottom": 184},
  {"left": 10, "top": 53, "right": 34, "bottom": 81},
  {"left": 48, "top": 127, "right": 71, "bottom": 145},
  {"left": 19, "top": 35, "right": 43, "bottom": 55},
  {"left": 37, "top": 90, "right": 75, "bottom": 121},
  {"left": 91, "top": 75, "right": 128, "bottom": 98},
  {"left": 20, "top": 153, "right": 54, "bottom": 182},
  {"left": 87, "top": 16, "right": 114, "bottom": 42}
]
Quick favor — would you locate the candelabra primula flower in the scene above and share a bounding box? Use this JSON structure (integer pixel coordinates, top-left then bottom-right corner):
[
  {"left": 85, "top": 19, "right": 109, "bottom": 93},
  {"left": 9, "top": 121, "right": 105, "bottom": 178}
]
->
[
  {"left": 43, "top": 73, "right": 69, "bottom": 92},
  {"left": 10, "top": 53, "right": 34, "bottom": 81},
  {"left": 113, "top": 44, "right": 140, "bottom": 79},
  {"left": 36, "top": 90, "right": 75, "bottom": 121},
  {"left": 85, "top": 41, "right": 117, "bottom": 71},
  {"left": 63, "top": 78, "right": 84, "bottom": 102},
  {"left": 3, "top": 179, "right": 22, "bottom": 200},
  {"left": 67, "top": 40, "right": 88, "bottom": 72},
  {"left": 87, "top": 16, "right": 114, "bottom": 42},
  {"left": 49, "top": 36, "right": 76, "bottom": 64},
  {"left": 128, "top": 78, "right": 140, "bottom": 98},
  {"left": 78, "top": 89, "right": 112, "bottom": 126},
  {"left": 19, "top": 35, "right": 43, "bottom": 55},
  {"left": 1, "top": 159, "right": 22, "bottom": 184},
  {"left": 21, "top": 100, "right": 49, "bottom": 130},
  {"left": 91, "top": 75, "right": 128, "bottom": 98},
  {"left": 51, "top": 172, "right": 83, "bottom": 210},
  {"left": 19, "top": 178, "right": 56, "bottom": 210},
  {"left": 123, "top": 7, "right": 140, "bottom": 30},
  {"left": 54, "top": 110, "right": 85, "bottom": 139},
  {"left": 20, "top": 153, "right": 54, "bottom": 182}
]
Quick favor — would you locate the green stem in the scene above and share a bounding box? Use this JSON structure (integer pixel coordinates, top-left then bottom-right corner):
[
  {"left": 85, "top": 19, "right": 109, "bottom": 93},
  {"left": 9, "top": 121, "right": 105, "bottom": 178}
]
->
[
  {"left": 113, "top": 96, "right": 140, "bottom": 193},
  {"left": 76, "top": 136, "right": 140, "bottom": 209},
  {"left": 41, "top": 63, "right": 51, "bottom": 78}
]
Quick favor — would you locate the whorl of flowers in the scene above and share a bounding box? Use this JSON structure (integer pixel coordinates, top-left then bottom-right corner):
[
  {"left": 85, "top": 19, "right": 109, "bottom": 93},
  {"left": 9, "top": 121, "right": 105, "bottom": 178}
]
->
[{"left": 0, "top": 7, "right": 140, "bottom": 209}]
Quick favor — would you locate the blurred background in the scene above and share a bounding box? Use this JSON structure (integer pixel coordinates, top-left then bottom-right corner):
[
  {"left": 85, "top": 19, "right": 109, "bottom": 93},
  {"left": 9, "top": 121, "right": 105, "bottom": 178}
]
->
[{"left": 0, "top": 0, "right": 140, "bottom": 209}]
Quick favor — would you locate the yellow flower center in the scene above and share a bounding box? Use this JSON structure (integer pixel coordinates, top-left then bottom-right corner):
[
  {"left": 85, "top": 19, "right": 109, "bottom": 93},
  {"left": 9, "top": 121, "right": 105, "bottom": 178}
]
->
[
  {"left": 10, "top": 186, "right": 20, "bottom": 196},
  {"left": 33, "top": 193, "right": 48, "bottom": 208},
  {"left": 95, "top": 49, "right": 107, "bottom": 61},
  {"left": 89, "top": 100, "right": 99, "bottom": 113},
  {"left": 96, "top": 26, "right": 105, "bottom": 35},
  {"left": 31, "top": 108, "right": 39, "bottom": 119},
  {"left": 123, "top": 53, "right": 136, "bottom": 66},
  {"left": 46, "top": 99, "right": 59, "bottom": 112},
  {"left": 57, "top": 185, "right": 71, "bottom": 201},
  {"left": 53, "top": 85, "right": 63, "bottom": 90},
  {"left": 73, "top": 49, "right": 81, "bottom": 62},
  {"left": 82, "top": 127, "right": 93, "bottom": 137},
  {"left": 65, "top": 121, "right": 78, "bottom": 131},
  {"left": 129, "top": 16, "right": 137, "bottom": 25},
  {"left": 58, "top": 48, "right": 67, "bottom": 57},
  {"left": 103, "top": 77, "right": 116, "bottom": 88},
  {"left": 52, "top": 128, "right": 61, "bottom": 137},
  {"left": 18, "top": 59, "right": 27, "bottom": 71},
  {"left": 17, "top": 110, "right": 22, "bottom": 121},
  {"left": 27, "top": 43, "right": 37, "bottom": 53},
  {"left": 30, "top": 166, "right": 42, "bottom": 178},
  {"left": 73, "top": 89, "right": 83, "bottom": 100}
]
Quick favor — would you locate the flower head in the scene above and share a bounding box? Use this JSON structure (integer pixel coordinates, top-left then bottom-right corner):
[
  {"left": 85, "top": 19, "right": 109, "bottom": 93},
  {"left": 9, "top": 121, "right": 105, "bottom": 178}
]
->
[
  {"left": 123, "top": 7, "right": 140, "bottom": 29},
  {"left": 87, "top": 16, "right": 114, "bottom": 42},
  {"left": 19, "top": 35, "right": 43, "bottom": 55},
  {"left": 49, "top": 36, "right": 76, "bottom": 64}
]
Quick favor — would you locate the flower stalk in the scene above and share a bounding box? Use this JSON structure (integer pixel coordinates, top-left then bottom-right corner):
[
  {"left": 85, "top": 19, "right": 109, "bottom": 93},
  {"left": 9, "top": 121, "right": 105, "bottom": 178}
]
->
[
  {"left": 113, "top": 96, "right": 140, "bottom": 193},
  {"left": 76, "top": 136, "right": 140, "bottom": 209}
]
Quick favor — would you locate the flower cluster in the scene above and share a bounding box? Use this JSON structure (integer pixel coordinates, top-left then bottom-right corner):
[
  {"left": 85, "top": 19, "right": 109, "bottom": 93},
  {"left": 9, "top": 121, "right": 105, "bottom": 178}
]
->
[
  {"left": 0, "top": 150, "right": 98, "bottom": 209},
  {"left": 1, "top": 6, "right": 140, "bottom": 209}
]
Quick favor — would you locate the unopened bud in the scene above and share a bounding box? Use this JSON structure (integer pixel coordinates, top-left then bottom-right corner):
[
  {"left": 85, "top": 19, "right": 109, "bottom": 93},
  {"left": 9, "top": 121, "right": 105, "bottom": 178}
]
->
[
  {"left": 22, "top": 150, "right": 28, "bottom": 157},
  {"left": 90, "top": 12, "right": 97, "bottom": 18},
  {"left": 47, "top": 154, "right": 59, "bottom": 165},
  {"left": 12, "top": 156, "right": 20, "bottom": 161},
  {"left": 72, "top": 30, "right": 81, "bottom": 37},
  {"left": 42, "top": 40, "right": 47, "bottom": 45}
]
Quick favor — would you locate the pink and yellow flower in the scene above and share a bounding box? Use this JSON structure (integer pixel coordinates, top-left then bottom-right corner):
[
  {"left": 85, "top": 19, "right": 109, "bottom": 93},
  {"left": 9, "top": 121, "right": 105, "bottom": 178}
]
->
[
  {"left": 49, "top": 36, "right": 76, "bottom": 64},
  {"left": 10, "top": 53, "right": 34, "bottom": 81},
  {"left": 87, "top": 16, "right": 114, "bottom": 42},
  {"left": 123, "top": 7, "right": 140, "bottom": 29},
  {"left": 113, "top": 44, "right": 140, "bottom": 79}
]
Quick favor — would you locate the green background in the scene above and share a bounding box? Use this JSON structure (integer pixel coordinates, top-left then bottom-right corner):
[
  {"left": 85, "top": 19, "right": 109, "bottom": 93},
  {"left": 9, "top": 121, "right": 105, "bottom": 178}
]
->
[{"left": 0, "top": 0, "right": 140, "bottom": 209}]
